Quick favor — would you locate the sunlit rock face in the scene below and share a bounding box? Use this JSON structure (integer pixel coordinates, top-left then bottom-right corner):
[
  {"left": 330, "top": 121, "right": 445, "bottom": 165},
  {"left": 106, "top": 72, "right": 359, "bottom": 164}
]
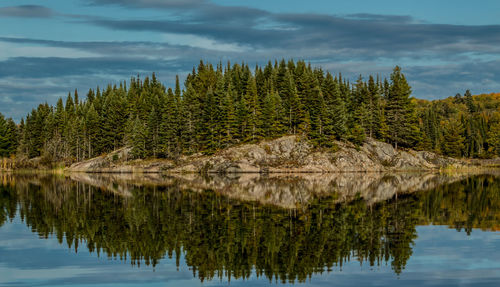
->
[
  {"left": 69, "top": 172, "right": 473, "bottom": 209},
  {"left": 67, "top": 136, "right": 470, "bottom": 173},
  {"left": 170, "top": 136, "right": 467, "bottom": 173}
]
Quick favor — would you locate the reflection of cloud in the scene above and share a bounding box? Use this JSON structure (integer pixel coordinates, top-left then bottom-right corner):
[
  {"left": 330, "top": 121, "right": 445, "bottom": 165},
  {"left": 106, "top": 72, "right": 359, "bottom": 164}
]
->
[
  {"left": 1, "top": 224, "right": 499, "bottom": 286},
  {"left": 0, "top": 266, "right": 97, "bottom": 286},
  {"left": 0, "top": 5, "right": 54, "bottom": 18},
  {"left": 0, "top": 217, "right": 67, "bottom": 251}
]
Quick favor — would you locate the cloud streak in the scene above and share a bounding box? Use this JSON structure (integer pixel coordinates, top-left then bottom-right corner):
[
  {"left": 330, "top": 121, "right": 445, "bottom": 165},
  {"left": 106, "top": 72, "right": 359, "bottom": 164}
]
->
[
  {"left": 87, "top": 12, "right": 500, "bottom": 61},
  {"left": 1, "top": 1, "right": 500, "bottom": 120},
  {"left": 87, "top": 0, "right": 207, "bottom": 9},
  {"left": 81, "top": 0, "right": 500, "bottom": 58}
]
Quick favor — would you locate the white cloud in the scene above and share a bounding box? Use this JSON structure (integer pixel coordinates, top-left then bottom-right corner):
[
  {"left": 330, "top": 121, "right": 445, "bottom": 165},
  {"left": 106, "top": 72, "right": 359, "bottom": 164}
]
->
[
  {"left": 161, "top": 33, "right": 249, "bottom": 52},
  {"left": 0, "top": 41, "right": 98, "bottom": 60}
]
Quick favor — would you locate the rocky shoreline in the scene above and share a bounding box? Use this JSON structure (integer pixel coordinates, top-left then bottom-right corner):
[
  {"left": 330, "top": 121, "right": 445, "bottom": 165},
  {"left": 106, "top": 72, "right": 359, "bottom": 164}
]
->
[{"left": 65, "top": 136, "right": 484, "bottom": 174}]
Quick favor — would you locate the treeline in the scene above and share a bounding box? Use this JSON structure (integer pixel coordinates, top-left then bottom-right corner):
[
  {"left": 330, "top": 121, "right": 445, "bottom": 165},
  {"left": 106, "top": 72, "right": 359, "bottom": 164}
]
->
[
  {"left": 418, "top": 92, "right": 500, "bottom": 158},
  {"left": 0, "top": 59, "right": 499, "bottom": 163}
]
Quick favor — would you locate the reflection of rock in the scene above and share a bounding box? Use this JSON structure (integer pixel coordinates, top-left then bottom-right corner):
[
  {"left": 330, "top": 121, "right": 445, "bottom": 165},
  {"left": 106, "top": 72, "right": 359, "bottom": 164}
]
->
[
  {"left": 68, "top": 173, "right": 137, "bottom": 197},
  {"left": 69, "top": 172, "right": 476, "bottom": 209},
  {"left": 67, "top": 136, "right": 470, "bottom": 173}
]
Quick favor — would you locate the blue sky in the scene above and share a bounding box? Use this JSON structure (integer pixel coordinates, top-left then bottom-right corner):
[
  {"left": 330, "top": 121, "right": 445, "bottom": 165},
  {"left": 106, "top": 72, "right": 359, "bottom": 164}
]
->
[{"left": 1, "top": 0, "right": 500, "bottom": 121}]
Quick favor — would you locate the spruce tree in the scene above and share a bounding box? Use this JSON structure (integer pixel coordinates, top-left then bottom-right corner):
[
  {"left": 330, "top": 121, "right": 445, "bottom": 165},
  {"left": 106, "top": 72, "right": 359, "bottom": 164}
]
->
[
  {"left": 223, "top": 85, "right": 238, "bottom": 145},
  {"left": 367, "top": 75, "right": 381, "bottom": 138},
  {"left": 464, "top": 90, "right": 476, "bottom": 113},
  {"left": 127, "top": 116, "right": 147, "bottom": 159},
  {"left": 200, "top": 87, "right": 217, "bottom": 153},
  {"left": 54, "top": 98, "right": 65, "bottom": 135},
  {"left": 352, "top": 75, "right": 369, "bottom": 133},
  {"left": 385, "top": 66, "right": 415, "bottom": 149},
  {"left": 0, "top": 114, "right": 8, "bottom": 157},
  {"left": 322, "top": 73, "right": 347, "bottom": 140},
  {"left": 85, "top": 104, "right": 99, "bottom": 158},
  {"left": 487, "top": 121, "right": 500, "bottom": 156},
  {"left": 269, "top": 88, "right": 284, "bottom": 137},
  {"left": 244, "top": 76, "right": 262, "bottom": 142},
  {"left": 213, "top": 73, "right": 227, "bottom": 149},
  {"left": 147, "top": 105, "right": 161, "bottom": 158},
  {"left": 162, "top": 88, "right": 180, "bottom": 157},
  {"left": 180, "top": 83, "right": 198, "bottom": 154},
  {"left": 349, "top": 124, "right": 366, "bottom": 147},
  {"left": 442, "top": 121, "right": 465, "bottom": 157}
]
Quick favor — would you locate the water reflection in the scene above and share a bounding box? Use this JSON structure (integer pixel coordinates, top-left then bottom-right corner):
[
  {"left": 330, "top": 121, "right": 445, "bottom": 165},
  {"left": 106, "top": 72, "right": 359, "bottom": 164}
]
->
[
  {"left": 0, "top": 172, "right": 499, "bottom": 283},
  {"left": 70, "top": 172, "right": 476, "bottom": 208}
]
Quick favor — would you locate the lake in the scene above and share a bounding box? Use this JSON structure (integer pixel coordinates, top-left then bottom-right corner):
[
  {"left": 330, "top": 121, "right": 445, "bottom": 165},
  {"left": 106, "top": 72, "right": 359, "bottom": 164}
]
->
[{"left": 0, "top": 172, "right": 499, "bottom": 286}]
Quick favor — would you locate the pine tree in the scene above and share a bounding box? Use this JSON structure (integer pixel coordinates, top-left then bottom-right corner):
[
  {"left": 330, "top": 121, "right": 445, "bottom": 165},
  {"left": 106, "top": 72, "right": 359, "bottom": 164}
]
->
[
  {"left": 244, "top": 76, "right": 262, "bottom": 142},
  {"left": 487, "top": 121, "right": 500, "bottom": 156},
  {"left": 352, "top": 75, "right": 369, "bottom": 133},
  {"left": 213, "top": 73, "right": 227, "bottom": 149},
  {"left": 223, "top": 86, "right": 238, "bottom": 145},
  {"left": 464, "top": 90, "right": 476, "bottom": 113},
  {"left": 200, "top": 87, "right": 217, "bottom": 153},
  {"left": 385, "top": 66, "right": 416, "bottom": 149},
  {"left": 147, "top": 105, "right": 160, "bottom": 158},
  {"left": 0, "top": 114, "right": 9, "bottom": 157},
  {"left": 54, "top": 98, "right": 65, "bottom": 135},
  {"left": 127, "top": 116, "right": 147, "bottom": 159},
  {"left": 322, "top": 73, "right": 347, "bottom": 140},
  {"left": 367, "top": 75, "right": 381, "bottom": 138},
  {"left": 74, "top": 89, "right": 79, "bottom": 107},
  {"left": 180, "top": 83, "right": 199, "bottom": 154},
  {"left": 417, "top": 129, "right": 433, "bottom": 151},
  {"left": 101, "top": 87, "right": 127, "bottom": 152},
  {"left": 349, "top": 124, "right": 366, "bottom": 147},
  {"left": 406, "top": 98, "right": 422, "bottom": 147},
  {"left": 161, "top": 88, "right": 177, "bottom": 157},
  {"left": 442, "top": 121, "right": 465, "bottom": 157},
  {"left": 307, "top": 80, "right": 331, "bottom": 146},
  {"left": 261, "top": 85, "right": 284, "bottom": 138},
  {"left": 85, "top": 104, "right": 99, "bottom": 158},
  {"left": 65, "top": 93, "right": 75, "bottom": 119},
  {"left": 377, "top": 107, "right": 389, "bottom": 141},
  {"left": 298, "top": 110, "right": 311, "bottom": 135}
]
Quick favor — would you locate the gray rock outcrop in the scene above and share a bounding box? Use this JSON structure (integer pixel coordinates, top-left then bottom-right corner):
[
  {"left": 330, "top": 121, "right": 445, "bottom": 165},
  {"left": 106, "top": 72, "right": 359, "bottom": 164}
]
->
[
  {"left": 169, "top": 136, "right": 467, "bottom": 173},
  {"left": 67, "top": 136, "right": 470, "bottom": 173}
]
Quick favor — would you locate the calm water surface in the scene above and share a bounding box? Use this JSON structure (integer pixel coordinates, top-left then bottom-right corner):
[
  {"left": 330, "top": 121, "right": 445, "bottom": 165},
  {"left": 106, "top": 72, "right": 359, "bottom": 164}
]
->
[{"left": 0, "top": 173, "right": 499, "bottom": 286}]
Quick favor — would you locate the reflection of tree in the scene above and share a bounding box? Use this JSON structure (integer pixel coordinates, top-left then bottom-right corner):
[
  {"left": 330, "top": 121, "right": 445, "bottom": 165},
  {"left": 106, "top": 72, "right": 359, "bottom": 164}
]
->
[
  {"left": 418, "top": 176, "right": 500, "bottom": 233},
  {"left": 0, "top": 178, "right": 18, "bottom": 228},
  {"left": 0, "top": 174, "right": 499, "bottom": 282}
]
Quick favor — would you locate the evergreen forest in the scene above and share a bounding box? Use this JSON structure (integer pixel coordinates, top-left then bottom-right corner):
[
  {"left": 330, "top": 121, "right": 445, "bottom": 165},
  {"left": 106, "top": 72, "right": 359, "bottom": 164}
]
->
[{"left": 1, "top": 59, "right": 500, "bottom": 163}]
